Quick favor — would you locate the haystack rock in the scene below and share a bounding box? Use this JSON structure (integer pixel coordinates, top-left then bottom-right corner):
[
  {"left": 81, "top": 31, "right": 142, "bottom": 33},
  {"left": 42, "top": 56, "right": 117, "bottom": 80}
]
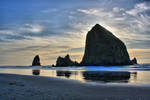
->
[
  {"left": 56, "top": 54, "right": 78, "bottom": 67},
  {"left": 32, "top": 55, "right": 41, "bottom": 66},
  {"left": 80, "top": 24, "right": 131, "bottom": 66}
]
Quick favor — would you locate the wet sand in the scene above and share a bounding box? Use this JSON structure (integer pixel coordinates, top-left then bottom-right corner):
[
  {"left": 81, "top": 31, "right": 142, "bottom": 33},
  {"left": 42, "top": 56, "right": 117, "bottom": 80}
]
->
[{"left": 0, "top": 73, "right": 150, "bottom": 100}]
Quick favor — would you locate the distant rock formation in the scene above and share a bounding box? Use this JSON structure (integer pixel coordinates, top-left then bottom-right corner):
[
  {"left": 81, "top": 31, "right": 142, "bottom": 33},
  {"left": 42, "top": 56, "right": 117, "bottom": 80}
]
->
[
  {"left": 32, "top": 55, "right": 41, "bottom": 66},
  {"left": 131, "top": 57, "right": 137, "bottom": 64},
  {"left": 80, "top": 24, "right": 132, "bottom": 66},
  {"left": 56, "top": 54, "right": 79, "bottom": 67}
]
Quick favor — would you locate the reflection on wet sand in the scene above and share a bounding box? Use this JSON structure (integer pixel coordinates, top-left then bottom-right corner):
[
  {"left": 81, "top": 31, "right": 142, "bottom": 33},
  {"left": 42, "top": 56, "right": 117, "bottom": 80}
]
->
[
  {"left": 57, "top": 71, "right": 71, "bottom": 78},
  {"left": 32, "top": 69, "right": 40, "bottom": 75},
  {"left": 83, "top": 71, "right": 130, "bottom": 83},
  {"left": 1, "top": 68, "right": 150, "bottom": 84},
  {"left": 56, "top": 70, "right": 137, "bottom": 83}
]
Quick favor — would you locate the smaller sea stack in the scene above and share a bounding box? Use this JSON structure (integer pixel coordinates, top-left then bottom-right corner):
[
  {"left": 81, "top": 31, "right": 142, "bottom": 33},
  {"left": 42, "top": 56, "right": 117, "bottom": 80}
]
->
[
  {"left": 32, "top": 55, "right": 41, "bottom": 66},
  {"left": 131, "top": 57, "right": 137, "bottom": 64}
]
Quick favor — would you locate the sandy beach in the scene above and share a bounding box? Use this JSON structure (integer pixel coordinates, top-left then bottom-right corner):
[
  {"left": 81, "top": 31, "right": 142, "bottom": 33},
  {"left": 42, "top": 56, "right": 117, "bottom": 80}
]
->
[{"left": 0, "top": 73, "right": 150, "bottom": 100}]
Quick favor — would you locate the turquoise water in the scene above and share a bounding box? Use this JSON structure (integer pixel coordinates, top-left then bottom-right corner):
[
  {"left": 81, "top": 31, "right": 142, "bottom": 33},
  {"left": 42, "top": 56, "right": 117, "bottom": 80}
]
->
[{"left": 0, "top": 64, "right": 150, "bottom": 85}]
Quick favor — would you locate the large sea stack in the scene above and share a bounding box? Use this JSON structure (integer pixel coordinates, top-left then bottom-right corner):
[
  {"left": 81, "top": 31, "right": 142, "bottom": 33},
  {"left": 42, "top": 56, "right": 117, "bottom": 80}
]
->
[
  {"left": 32, "top": 55, "right": 41, "bottom": 66},
  {"left": 80, "top": 24, "right": 131, "bottom": 66}
]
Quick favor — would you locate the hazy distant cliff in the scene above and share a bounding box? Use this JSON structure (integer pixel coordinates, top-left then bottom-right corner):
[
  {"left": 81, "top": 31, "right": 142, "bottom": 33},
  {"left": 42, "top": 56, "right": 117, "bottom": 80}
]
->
[{"left": 80, "top": 24, "right": 131, "bottom": 66}]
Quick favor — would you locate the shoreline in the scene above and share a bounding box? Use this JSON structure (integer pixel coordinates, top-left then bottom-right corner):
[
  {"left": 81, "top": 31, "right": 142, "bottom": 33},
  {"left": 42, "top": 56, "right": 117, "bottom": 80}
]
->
[{"left": 0, "top": 73, "right": 150, "bottom": 100}]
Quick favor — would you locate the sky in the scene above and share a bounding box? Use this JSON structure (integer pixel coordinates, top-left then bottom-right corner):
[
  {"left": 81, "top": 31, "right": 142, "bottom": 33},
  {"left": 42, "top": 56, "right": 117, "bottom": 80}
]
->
[{"left": 0, "top": 0, "right": 150, "bottom": 65}]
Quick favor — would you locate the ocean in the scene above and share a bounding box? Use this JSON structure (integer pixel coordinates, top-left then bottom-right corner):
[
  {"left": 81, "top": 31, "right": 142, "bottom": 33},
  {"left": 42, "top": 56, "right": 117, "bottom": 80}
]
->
[{"left": 0, "top": 64, "right": 150, "bottom": 85}]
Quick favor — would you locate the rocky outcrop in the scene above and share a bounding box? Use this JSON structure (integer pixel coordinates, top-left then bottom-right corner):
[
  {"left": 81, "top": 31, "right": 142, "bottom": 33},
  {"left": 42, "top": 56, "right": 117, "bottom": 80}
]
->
[
  {"left": 80, "top": 24, "right": 131, "bottom": 66},
  {"left": 130, "top": 57, "right": 137, "bottom": 64},
  {"left": 56, "top": 54, "right": 79, "bottom": 67},
  {"left": 32, "top": 55, "right": 41, "bottom": 66}
]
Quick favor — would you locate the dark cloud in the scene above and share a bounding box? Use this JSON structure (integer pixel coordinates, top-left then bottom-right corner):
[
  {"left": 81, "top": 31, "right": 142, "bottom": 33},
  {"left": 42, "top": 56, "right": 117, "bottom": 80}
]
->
[
  {"left": 0, "top": 38, "right": 7, "bottom": 42},
  {"left": 0, "top": 33, "right": 30, "bottom": 40},
  {"left": 5, "top": 34, "right": 28, "bottom": 40},
  {"left": 59, "top": 47, "right": 84, "bottom": 53},
  {"left": 5, "top": 45, "right": 71, "bottom": 53},
  {"left": 134, "top": 0, "right": 150, "bottom": 2},
  {"left": 139, "top": 0, "right": 150, "bottom": 2},
  {"left": 127, "top": 39, "right": 150, "bottom": 49}
]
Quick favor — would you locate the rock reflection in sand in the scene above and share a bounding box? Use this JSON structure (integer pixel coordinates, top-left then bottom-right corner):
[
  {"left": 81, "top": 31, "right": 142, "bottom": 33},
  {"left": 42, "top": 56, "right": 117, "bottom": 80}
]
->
[
  {"left": 82, "top": 71, "right": 137, "bottom": 83},
  {"left": 0, "top": 68, "right": 140, "bottom": 84},
  {"left": 56, "top": 70, "right": 137, "bottom": 83},
  {"left": 32, "top": 69, "right": 40, "bottom": 75},
  {"left": 56, "top": 71, "right": 71, "bottom": 78}
]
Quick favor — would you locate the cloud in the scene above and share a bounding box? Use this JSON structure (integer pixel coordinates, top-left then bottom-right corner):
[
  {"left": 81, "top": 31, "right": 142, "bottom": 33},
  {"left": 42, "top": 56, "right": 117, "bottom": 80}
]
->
[
  {"left": 0, "top": 38, "right": 7, "bottom": 42},
  {"left": 6, "top": 45, "right": 71, "bottom": 53},
  {"left": 19, "top": 24, "right": 44, "bottom": 33},
  {"left": 113, "top": 7, "right": 125, "bottom": 13},
  {"left": 3, "top": 34, "right": 28, "bottom": 40},
  {"left": 0, "top": 30, "right": 16, "bottom": 35},
  {"left": 59, "top": 47, "right": 84, "bottom": 53},
  {"left": 77, "top": 8, "right": 113, "bottom": 17},
  {"left": 0, "top": 29, "right": 30, "bottom": 41},
  {"left": 0, "top": 23, "right": 64, "bottom": 41},
  {"left": 77, "top": 9, "right": 100, "bottom": 15},
  {"left": 125, "top": 38, "right": 150, "bottom": 49},
  {"left": 126, "top": 2, "right": 150, "bottom": 16},
  {"left": 41, "top": 8, "right": 58, "bottom": 13},
  {"left": 0, "top": 24, "right": 44, "bottom": 40},
  {"left": 138, "top": 0, "right": 150, "bottom": 2}
]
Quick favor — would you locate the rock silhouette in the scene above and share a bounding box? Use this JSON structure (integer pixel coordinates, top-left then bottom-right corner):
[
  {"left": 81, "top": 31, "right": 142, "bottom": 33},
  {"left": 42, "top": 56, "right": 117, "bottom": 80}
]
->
[
  {"left": 56, "top": 54, "right": 78, "bottom": 67},
  {"left": 131, "top": 57, "right": 137, "bottom": 64},
  {"left": 55, "top": 24, "right": 137, "bottom": 66},
  {"left": 80, "top": 24, "right": 131, "bottom": 66},
  {"left": 32, "top": 55, "right": 41, "bottom": 66}
]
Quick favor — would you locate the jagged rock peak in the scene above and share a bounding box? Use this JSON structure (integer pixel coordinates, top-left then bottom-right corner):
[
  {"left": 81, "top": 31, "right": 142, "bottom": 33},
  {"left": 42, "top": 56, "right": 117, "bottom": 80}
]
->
[
  {"left": 92, "top": 24, "right": 102, "bottom": 29},
  {"left": 91, "top": 24, "right": 107, "bottom": 32},
  {"left": 65, "top": 54, "right": 70, "bottom": 59},
  {"left": 56, "top": 54, "right": 79, "bottom": 67}
]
